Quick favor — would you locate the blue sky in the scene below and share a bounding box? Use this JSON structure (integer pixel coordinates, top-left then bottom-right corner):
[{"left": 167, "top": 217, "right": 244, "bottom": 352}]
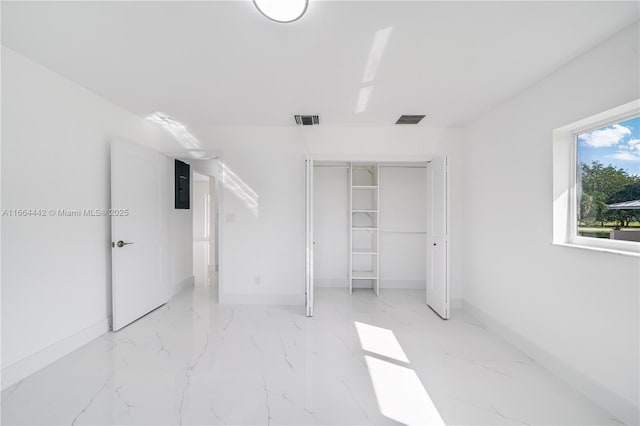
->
[{"left": 577, "top": 116, "right": 640, "bottom": 176}]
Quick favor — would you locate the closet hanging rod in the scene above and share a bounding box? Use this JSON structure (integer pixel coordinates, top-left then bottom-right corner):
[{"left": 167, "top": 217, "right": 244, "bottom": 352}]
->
[
  {"left": 313, "top": 164, "right": 427, "bottom": 169},
  {"left": 380, "top": 230, "right": 427, "bottom": 234}
]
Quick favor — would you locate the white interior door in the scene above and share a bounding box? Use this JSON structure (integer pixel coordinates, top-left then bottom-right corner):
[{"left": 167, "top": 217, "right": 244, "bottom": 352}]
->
[
  {"left": 305, "top": 157, "right": 314, "bottom": 317},
  {"left": 426, "top": 156, "right": 449, "bottom": 319},
  {"left": 111, "top": 140, "right": 168, "bottom": 331}
]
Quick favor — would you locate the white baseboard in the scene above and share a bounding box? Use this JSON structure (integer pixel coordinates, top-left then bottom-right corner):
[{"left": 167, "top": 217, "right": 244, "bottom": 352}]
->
[
  {"left": 450, "top": 297, "right": 463, "bottom": 310},
  {"left": 173, "top": 275, "right": 194, "bottom": 296},
  {"left": 314, "top": 279, "right": 348, "bottom": 288},
  {"left": 1, "top": 318, "right": 110, "bottom": 391},
  {"left": 463, "top": 300, "right": 639, "bottom": 425},
  {"left": 379, "top": 279, "right": 425, "bottom": 289},
  {"left": 219, "top": 293, "right": 304, "bottom": 305},
  {"left": 352, "top": 280, "right": 375, "bottom": 289}
]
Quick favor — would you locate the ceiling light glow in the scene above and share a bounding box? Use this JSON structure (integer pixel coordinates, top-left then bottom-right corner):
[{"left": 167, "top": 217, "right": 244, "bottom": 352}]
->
[{"left": 253, "top": 0, "right": 308, "bottom": 23}]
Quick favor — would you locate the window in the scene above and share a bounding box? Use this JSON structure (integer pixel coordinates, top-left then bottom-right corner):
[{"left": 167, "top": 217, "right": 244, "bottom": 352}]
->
[
  {"left": 576, "top": 116, "right": 640, "bottom": 240},
  {"left": 553, "top": 100, "right": 640, "bottom": 255}
]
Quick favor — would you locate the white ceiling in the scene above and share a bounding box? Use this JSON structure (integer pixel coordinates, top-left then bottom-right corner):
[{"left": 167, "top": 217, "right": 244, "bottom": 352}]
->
[{"left": 2, "top": 1, "right": 639, "bottom": 128}]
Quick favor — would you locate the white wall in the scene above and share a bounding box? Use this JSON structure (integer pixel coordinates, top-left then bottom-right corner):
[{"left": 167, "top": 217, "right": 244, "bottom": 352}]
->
[
  {"left": 197, "top": 128, "right": 307, "bottom": 304},
  {"left": 462, "top": 23, "right": 639, "bottom": 424},
  {"left": 1, "top": 47, "right": 191, "bottom": 388},
  {"left": 191, "top": 126, "right": 464, "bottom": 304},
  {"left": 379, "top": 166, "right": 427, "bottom": 289}
]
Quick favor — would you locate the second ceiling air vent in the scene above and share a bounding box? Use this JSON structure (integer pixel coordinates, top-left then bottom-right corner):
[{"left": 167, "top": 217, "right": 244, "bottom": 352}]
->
[
  {"left": 395, "top": 115, "right": 426, "bottom": 125},
  {"left": 294, "top": 115, "right": 320, "bottom": 126}
]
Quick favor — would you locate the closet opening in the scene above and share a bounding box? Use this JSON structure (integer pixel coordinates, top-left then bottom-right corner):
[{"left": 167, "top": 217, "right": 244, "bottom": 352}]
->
[{"left": 305, "top": 158, "right": 449, "bottom": 319}]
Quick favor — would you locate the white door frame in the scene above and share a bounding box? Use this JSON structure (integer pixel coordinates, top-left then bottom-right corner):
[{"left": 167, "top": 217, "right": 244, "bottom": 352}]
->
[
  {"left": 305, "top": 156, "right": 314, "bottom": 317},
  {"left": 305, "top": 155, "right": 449, "bottom": 316}
]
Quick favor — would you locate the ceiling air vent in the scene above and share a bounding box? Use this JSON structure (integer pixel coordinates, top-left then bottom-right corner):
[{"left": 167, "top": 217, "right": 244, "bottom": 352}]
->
[
  {"left": 294, "top": 115, "right": 320, "bottom": 126},
  {"left": 395, "top": 115, "right": 426, "bottom": 125}
]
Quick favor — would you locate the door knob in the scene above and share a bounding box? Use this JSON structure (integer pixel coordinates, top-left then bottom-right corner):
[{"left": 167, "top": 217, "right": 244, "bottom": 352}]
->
[
  {"left": 116, "top": 240, "right": 134, "bottom": 248},
  {"left": 433, "top": 243, "right": 437, "bottom": 246}
]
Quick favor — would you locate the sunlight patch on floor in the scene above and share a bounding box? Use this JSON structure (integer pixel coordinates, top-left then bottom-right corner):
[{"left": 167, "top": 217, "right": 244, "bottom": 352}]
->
[
  {"left": 355, "top": 321, "right": 445, "bottom": 426},
  {"left": 354, "top": 321, "right": 409, "bottom": 363}
]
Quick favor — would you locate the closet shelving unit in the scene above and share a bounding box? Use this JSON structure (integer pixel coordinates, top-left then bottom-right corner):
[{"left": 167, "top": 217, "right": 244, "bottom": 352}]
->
[{"left": 349, "top": 163, "right": 379, "bottom": 295}]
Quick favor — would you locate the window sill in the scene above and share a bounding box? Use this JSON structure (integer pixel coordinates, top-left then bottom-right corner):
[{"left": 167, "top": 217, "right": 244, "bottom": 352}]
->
[{"left": 552, "top": 242, "right": 640, "bottom": 258}]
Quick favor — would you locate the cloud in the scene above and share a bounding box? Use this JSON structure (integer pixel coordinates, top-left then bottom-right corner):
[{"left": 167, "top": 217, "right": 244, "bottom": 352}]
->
[
  {"left": 579, "top": 124, "right": 631, "bottom": 148},
  {"left": 612, "top": 138, "right": 640, "bottom": 160},
  {"left": 628, "top": 138, "right": 640, "bottom": 154},
  {"left": 606, "top": 151, "right": 640, "bottom": 161}
]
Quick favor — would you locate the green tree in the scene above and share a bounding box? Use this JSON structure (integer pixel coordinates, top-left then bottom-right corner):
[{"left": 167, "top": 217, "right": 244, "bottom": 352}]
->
[
  {"left": 579, "top": 161, "right": 638, "bottom": 227},
  {"left": 580, "top": 161, "right": 633, "bottom": 195},
  {"left": 579, "top": 191, "right": 608, "bottom": 226}
]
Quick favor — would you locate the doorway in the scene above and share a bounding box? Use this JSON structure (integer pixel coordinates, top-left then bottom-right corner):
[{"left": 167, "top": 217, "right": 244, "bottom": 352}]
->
[{"left": 192, "top": 171, "right": 217, "bottom": 288}]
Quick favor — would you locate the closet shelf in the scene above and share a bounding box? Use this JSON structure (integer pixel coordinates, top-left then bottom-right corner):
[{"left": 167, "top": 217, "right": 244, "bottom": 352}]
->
[
  {"left": 352, "top": 250, "right": 377, "bottom": 255},
  {"left": 349, "top": 162, "right": 379, "bottom": 295},
  {"left": 352, "top": 271, "right": 378, "bottom": 279},
  {"left": 379, "top": 230, "right": 426, "bottom": 234}
]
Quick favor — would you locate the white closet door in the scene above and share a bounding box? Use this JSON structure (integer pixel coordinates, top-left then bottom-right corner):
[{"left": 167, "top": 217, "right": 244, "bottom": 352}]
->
[
  {"left": 305, "top": 157, "right": 314, "bottom": 317},
  {"left": 426, "top": 156, "right": 449, "bottom": 319}
]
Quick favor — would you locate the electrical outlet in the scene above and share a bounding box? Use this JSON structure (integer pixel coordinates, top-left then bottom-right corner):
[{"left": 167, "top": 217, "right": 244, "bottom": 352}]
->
[{"left": 254, "top": 276, "right": 261, "bottom": 285}]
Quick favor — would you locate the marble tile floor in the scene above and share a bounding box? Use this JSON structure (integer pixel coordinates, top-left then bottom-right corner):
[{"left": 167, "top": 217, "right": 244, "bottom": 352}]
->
[{"left": 1, "top": 287, "right": 623, "bottom": 426}]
